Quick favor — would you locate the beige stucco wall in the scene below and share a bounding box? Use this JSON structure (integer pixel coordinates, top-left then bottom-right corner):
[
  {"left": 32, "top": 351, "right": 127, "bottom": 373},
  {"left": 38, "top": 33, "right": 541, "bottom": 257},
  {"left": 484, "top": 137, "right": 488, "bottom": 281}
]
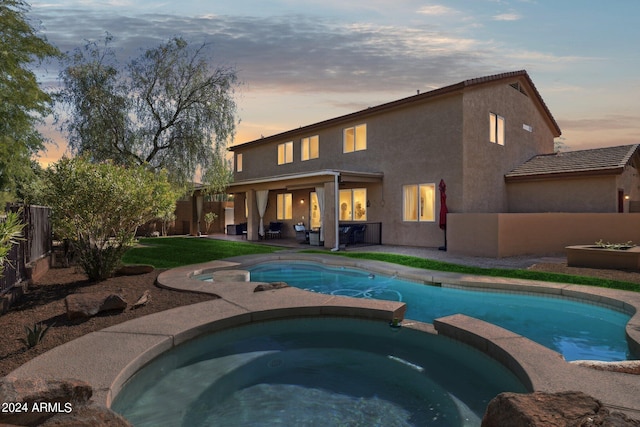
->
[
  {"left": 461, "top": 80, "right": 556, "bottom": 214},
  {"left": 448, "top": 213, "right": 640, "bottom": 257},
  {"left": 373, "top": 94, "right": 464, "bottom": 247},
  {"left": 507, "top": 164, "right": 640, "bottom": 213},
  {"left": 506, "top": 176, "right": 618, "bottom": 213},
  {"left": 618, "top": 164, "right": 640, "bottom": 210}
]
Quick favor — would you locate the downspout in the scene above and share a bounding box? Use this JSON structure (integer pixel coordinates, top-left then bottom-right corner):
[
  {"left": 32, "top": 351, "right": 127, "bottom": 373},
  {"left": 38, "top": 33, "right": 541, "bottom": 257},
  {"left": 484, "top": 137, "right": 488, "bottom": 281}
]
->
[{"left": 331, "top": 172, "right": 340, "bottom": 252}]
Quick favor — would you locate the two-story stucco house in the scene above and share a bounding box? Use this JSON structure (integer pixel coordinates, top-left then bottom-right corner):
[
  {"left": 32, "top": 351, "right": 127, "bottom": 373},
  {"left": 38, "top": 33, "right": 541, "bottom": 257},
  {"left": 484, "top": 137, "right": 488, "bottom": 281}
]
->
[{"left": 227, "top": 70, "right": 640, "bottom": 255}]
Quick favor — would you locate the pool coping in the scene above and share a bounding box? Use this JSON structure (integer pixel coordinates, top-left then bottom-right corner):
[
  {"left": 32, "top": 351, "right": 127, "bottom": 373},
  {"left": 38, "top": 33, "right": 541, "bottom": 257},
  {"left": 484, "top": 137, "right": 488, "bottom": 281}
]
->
[{"left": 7, "top": 253, "right": 640, "bottom": 419}]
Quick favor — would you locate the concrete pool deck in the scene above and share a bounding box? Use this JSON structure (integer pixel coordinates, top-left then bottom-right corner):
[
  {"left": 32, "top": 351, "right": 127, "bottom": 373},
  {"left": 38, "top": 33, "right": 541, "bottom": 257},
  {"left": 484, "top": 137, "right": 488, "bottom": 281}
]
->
[{"left": 8, "top": 252, "right": 640, "bottom": 420}]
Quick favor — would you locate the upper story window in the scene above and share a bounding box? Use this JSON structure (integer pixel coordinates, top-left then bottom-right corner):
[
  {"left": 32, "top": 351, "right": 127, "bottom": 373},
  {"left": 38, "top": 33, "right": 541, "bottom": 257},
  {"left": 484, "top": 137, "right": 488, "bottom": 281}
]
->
[
  {"left": 343, "top": 124, "right": 367, "bottom": 153},
  {"left": 278, "top": 141, "right": 293, "bottom": 165},
  {"left": 489, "top": 113, "right": 505, "bottom": 146},
  {"left": 301, "top": 135, "right": 319, "bottom": 161},
  {"left": 236, "top": 153, "right": 243, "bottom": 172}
]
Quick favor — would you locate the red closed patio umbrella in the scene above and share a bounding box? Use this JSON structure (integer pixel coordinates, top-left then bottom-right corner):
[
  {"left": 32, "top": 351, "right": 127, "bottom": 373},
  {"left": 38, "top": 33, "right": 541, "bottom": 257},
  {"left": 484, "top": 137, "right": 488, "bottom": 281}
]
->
[{"left": 438, "top": 179, "right": 448, "bottom": 250}]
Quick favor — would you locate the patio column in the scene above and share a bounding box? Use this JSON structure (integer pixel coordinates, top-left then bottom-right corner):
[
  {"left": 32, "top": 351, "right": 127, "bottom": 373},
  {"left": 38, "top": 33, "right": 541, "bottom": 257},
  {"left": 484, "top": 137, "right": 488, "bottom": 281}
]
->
[{"left": 323, "top": 180, "right": 337, "bottom": 249}]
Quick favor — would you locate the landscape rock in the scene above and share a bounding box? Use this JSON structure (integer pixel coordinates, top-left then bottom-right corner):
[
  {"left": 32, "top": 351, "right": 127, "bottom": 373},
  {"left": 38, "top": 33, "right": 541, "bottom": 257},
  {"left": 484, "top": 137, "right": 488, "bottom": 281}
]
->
[
  {"left": 0, "top": 377, "right": 132, "bottom": 427},
  {"left": 482, "top": 391, "right": 640, "bottom": 427},
  {"left": 131, "top": 290, "right": 151, "bottom": 309},
  {"left": 65, "top": 291, "right": 127, "bottom": 320},
  {"left": 254, "top": 282, "right": 289, "bottom": 292},
  {"left": 0, "top": 377, "right": 92, "bottom": 426}
]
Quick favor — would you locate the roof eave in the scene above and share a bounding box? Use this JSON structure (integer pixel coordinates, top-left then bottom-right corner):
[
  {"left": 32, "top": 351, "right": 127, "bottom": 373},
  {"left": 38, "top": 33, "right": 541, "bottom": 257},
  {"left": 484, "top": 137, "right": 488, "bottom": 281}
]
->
[{"left": 505, "top": 166, "right": 625, "bottom": 182}]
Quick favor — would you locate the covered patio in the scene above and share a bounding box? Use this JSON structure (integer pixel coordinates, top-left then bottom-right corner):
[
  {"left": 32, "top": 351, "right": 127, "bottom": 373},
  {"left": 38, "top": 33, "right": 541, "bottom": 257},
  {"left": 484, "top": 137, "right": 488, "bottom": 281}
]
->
[{"left": 227, "top": 170, "right": 383, "bottom": 249}]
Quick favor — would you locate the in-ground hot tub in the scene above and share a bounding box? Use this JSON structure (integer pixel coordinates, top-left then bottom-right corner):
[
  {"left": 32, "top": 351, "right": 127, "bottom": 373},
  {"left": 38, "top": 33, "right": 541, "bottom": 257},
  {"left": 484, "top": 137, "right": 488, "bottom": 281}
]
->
[{"left": 112, "top": 317, "right": 527, "bottom": 427}]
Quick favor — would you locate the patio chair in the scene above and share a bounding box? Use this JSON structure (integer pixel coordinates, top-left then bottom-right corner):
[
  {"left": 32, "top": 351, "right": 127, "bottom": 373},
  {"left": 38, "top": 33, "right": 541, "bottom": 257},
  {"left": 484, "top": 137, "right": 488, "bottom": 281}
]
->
[
  {"left": 266, "top": 222, "right": 283, "bottom": 239},
  {"left": 339, "top": 224, "right": 367, "bottom": 245},
  {"left": 339, "top": 226, "right": 352, "bottom": 245},
  {"left": 351, "top": 224, "right": 367, "bottom": 244}
]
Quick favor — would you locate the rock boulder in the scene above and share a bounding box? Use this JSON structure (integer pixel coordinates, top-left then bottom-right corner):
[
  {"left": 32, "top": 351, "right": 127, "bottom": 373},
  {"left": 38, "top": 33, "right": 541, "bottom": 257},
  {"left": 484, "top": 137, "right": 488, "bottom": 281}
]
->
[
  {"left": 482, "top": 391, "right": 640, "bottom": 427},
  {"left": 65, "top": 291, "right": 127, "bottom": 320},
  {"left": 254, "top": 282, "right": 289, "bottom": 292},
  {"left": 0, "top": 377, "right": 131, "bottom": 427}
]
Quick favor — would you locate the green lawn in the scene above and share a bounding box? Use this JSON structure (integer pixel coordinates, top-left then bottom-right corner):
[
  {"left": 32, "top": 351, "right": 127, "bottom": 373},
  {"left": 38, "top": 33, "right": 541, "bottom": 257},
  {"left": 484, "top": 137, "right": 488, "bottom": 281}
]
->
[
  {"left": 122, "top": 237, "right": 281, "bottom": 268},
  {"left": 121, "top": 238, "right": 640, "bottom": 293}
]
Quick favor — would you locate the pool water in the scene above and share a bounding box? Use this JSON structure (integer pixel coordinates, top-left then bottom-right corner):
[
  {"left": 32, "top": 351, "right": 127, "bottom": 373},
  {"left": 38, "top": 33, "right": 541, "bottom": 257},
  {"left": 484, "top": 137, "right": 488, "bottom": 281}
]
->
[
  {"left": 112, "top": 318, "right": 528, "bottom": 427},
  {"left": 243, "top": 262, "right": 633, "bottom": 362}
]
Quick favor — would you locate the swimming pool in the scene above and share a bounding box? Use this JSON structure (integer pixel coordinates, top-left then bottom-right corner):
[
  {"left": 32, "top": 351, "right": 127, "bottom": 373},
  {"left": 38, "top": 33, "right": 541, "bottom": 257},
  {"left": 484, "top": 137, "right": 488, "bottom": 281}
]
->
[
  {"left": 112, "top": 317, "right": 528, "bottom": 427},
  {"left": 238, "top": 261, "right": 633, "bottom": 362}
]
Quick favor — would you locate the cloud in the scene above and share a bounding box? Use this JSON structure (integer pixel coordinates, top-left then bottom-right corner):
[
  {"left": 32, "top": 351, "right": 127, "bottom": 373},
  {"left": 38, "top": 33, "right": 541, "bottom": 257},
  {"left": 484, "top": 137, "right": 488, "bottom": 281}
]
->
[
  {"left": 493, "top": 13, "right": 522, "bottom": 21},
  {"left": 33, "top": 9, "right": 507, "bottom": 94},
  {"left": 417, "top": 5, "right": 457, "bottom": 16},
  {"left": 558, "top": 115, "right": 639, "bottom": 132}
]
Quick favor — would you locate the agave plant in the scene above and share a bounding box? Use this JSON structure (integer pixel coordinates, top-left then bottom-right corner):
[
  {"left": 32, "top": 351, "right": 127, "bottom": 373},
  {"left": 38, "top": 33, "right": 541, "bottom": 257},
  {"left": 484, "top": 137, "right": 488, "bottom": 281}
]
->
[{"left": 21, "top": 323, "right": 52, "bottom": 348}]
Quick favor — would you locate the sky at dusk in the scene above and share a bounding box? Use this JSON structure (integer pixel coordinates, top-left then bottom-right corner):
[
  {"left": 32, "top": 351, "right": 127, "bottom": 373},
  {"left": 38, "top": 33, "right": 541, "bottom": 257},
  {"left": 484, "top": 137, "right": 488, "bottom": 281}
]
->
[{"left": 29, "top": 0, "right": 640, "bottom": 166}]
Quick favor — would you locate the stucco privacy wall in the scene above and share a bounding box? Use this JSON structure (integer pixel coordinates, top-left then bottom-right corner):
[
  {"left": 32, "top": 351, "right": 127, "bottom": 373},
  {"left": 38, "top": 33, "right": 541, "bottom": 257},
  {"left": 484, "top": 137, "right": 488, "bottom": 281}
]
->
[{"left": 448, "top": 213, "right": 640, "bottom": 257}]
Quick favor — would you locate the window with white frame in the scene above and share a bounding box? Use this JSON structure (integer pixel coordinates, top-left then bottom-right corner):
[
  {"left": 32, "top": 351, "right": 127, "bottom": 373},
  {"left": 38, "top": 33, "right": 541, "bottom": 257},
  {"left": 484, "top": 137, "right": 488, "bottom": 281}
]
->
[
  {"left": 277, "top": 193, "right": 292, "bottom": 220},
  {"left": 236, "top": 153, "right": 243, "bottom": 172},
  {"left": 339, "top": 188, "right": 367, "bottom": 221},
  {"left": 489, "top": 113, "right": 505, "bottom": 145},
  {"left": 343, "top": 124, "right": 367, "bottom": 153},
  {"left": 278, "top": 141, "right": 293, "bottom": 165},
  {"left": 403, "top": 184, "right": 435, "bottom": 222},
  {"left": 301, "top": 135, "right": 319, "bottom": 161}
]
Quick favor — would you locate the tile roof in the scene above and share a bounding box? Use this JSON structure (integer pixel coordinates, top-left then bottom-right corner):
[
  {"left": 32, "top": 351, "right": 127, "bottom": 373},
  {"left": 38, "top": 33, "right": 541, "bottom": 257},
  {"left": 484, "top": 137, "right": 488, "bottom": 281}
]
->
[{"left": 505, "top": 144, "right": 639, "bottom": 181}]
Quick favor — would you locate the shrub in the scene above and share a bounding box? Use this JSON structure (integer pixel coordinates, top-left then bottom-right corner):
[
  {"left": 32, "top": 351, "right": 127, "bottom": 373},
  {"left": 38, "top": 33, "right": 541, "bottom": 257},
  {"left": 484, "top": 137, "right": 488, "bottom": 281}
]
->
[
  {"left": 204, "top": 211, "right": 218, "bottom": 234},
  {"left": 40, "top": 157, "right": 180, "bottom": 280},
  {"left": 0, "top": 210, "right": 24, "bottom": 278},
  {"left": 594, "top": 239, "right": 634, "bottom": 250}
]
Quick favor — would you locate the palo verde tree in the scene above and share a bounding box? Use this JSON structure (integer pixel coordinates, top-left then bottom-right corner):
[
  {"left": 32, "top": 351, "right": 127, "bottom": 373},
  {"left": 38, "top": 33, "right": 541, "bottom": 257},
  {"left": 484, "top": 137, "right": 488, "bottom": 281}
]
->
[
  {"left": 0, "top": 0, "right": 60, "bottom": 203},
  {"left": 40, "top": 156, "right": 180, "bottom": 280},
  {"left": 58, "top": 35, "right": 238, "bottom": 188}
]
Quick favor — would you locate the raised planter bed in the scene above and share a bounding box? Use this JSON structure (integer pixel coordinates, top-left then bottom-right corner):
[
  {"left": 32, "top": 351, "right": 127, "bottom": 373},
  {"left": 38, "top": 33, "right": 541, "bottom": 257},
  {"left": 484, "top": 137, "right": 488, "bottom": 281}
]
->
[{"left": 566, "top": 245, "right": 640, "bottom": 271}]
